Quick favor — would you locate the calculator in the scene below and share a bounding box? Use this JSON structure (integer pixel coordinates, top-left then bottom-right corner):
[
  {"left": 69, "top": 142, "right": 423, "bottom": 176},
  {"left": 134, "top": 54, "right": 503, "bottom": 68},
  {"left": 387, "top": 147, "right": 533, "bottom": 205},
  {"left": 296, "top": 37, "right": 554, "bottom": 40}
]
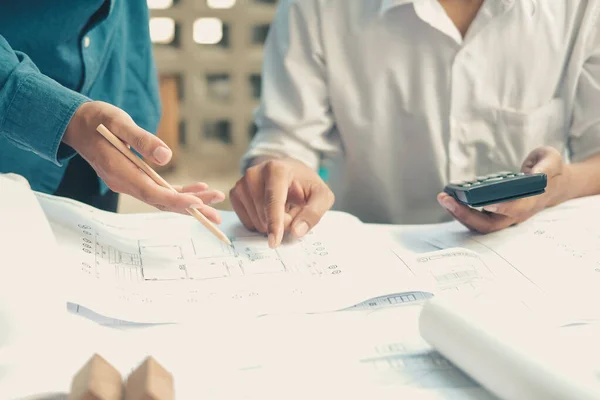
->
[{"left": 444, "top": 172, "right": 547, "bottom": 207}]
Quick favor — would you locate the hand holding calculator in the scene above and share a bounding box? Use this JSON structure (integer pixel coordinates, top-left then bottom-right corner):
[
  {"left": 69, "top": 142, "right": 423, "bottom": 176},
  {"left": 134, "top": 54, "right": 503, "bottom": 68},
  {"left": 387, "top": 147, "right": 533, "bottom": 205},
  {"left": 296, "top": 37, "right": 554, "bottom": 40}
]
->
[{"left": 444, "top": 171, "right": 548, "bottom": 208}]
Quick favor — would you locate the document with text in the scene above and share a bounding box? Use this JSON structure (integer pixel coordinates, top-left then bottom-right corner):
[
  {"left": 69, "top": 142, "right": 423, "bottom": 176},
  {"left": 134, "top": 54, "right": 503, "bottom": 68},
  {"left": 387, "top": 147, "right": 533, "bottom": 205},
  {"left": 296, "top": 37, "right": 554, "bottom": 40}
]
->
[
  {"left": 422, "top": 195, "right": 600, "bottom": 324},
  {"left": 36, "top": 193, "right": 423, "bottom": 323}
]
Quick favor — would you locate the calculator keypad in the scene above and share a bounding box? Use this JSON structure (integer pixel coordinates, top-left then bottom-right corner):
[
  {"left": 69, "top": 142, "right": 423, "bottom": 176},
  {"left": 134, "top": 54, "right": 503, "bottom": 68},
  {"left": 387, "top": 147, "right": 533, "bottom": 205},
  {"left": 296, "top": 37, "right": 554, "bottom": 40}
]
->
[{"left": 457, "top": 172, "right": 524, "bottom": 188}]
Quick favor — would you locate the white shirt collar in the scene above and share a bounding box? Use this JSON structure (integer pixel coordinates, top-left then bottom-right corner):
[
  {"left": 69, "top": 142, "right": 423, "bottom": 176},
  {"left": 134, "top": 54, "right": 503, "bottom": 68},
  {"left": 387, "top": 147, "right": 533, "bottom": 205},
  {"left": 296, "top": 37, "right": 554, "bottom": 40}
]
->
[
  {"left": 379, "top": 0, "right": 415, "bottom": 16},
  {"left": 379, "top": 0, "right": 519, "bottom": 17}
]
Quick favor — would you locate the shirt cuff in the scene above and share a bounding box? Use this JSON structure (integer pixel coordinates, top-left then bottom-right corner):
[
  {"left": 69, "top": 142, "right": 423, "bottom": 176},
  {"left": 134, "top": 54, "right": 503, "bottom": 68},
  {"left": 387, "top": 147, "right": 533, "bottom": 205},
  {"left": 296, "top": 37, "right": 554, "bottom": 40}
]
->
[
  {"left": 570, "top": 124, "right": 600, "bottom": 163},
  {"left": 0, "top": 72, "right": 90, "bottom": 166},
  {"left": 241, "top": 129, "right": 321, "bottom": 173}
]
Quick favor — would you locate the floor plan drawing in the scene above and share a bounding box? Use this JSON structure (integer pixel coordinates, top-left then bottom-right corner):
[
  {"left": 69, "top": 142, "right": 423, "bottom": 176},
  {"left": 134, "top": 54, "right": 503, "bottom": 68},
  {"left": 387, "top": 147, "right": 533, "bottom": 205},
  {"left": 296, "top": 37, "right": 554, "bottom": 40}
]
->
[
  {"left": 37, "top": 192, "right": 420, "bottom": 323},
  {"left": 86, "top": 226, "right": 337, "bottom": 284}
]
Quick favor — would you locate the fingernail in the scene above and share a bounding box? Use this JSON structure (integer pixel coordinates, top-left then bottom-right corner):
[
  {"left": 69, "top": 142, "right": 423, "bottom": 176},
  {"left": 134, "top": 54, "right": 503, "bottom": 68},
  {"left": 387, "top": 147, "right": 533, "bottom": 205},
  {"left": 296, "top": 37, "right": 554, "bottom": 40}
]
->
[
  {"left": 268, "top": 233, "right": 276, "bottom": 248},
  {"left": 293, "top": 221, "right": 309, "bottom": 237},
  {"left": 211, "top": 191, "right": 225, "bottom": 203},
  {"left": 172, "top": 185, "right": 183, "bottom": 192},
  {"left": 193, "top": 192, "right": 222, "bottom": 204},
  {"left": 189, "top": 203, "right": 204, "bottom": 209},
  {"left": 484, "top": 205, "right": 498, "bottom": 213},
  {"left": 443, "top": 199, "right": 456, "bottom": 213},
  {"left": 153, "top": 147, "right": 172, "bottom": 164}
]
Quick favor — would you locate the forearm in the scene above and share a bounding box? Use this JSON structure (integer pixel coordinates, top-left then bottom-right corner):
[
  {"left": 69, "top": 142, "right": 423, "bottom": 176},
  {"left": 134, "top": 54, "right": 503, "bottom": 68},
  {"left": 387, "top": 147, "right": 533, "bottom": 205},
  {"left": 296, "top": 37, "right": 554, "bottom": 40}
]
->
[
  {"left": 562, "top": 153, "right": 600, "bottom": 202},
  {"left": 0, "top": 35, "right": 88, "bottom": 165}
]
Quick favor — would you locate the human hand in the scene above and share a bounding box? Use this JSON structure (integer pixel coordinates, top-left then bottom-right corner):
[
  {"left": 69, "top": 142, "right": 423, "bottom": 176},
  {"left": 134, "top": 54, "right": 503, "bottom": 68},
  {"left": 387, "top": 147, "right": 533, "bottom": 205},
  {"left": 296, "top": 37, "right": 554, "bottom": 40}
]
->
[
  {"left": 230, "top": 157, "right": 335, "bottom": 248},
  {"left": 62, "top": 101, "right": 225, "bottom": 221},
  {"left": 437, "top": 146, "right": 570, "bottom": 233}
]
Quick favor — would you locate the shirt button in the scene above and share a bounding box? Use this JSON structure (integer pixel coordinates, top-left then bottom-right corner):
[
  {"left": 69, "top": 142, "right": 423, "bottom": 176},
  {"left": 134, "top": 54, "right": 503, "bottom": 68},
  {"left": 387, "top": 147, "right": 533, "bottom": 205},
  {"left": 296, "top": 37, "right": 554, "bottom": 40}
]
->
[{"left": 83, "top": 36, "right": 91, "bottom": 48}]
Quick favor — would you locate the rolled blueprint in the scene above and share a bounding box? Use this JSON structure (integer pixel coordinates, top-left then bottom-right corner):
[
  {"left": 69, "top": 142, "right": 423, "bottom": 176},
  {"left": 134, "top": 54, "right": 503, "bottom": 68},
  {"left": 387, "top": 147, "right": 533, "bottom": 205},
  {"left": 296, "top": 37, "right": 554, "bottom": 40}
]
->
[{"left": 419, "top": 292, "right": 600, "bottom": 400}]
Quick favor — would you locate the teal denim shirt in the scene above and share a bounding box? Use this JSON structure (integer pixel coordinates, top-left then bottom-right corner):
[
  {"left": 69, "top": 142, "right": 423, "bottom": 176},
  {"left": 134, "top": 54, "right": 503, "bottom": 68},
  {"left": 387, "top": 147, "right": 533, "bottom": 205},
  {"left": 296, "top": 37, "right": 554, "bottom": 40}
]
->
[{"left": 0, "top": 0, "right": 161, "bottom": 194}]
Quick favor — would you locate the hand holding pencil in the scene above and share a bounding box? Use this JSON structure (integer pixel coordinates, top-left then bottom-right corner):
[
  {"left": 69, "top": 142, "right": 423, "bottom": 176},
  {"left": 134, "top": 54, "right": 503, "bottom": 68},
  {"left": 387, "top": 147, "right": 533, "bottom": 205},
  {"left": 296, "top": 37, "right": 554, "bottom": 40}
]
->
[
  {"left": 96, "top": 123, "right": 231, "bottom": 245},
  {"left": 61, "top": 101, "right": 226, "bottom": 234}
]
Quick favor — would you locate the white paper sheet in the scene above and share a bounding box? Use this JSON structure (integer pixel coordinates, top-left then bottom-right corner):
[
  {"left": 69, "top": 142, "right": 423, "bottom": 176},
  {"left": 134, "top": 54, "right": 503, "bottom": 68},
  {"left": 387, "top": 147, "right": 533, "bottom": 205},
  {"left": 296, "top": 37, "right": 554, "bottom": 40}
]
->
[
  {"left": 419, "top": 292, "right": 600, "bottom": 400},
  {"left": 35, "top": 193, "right": 420, "bottom": 323},
  {"left": 2, "top": 303, "right": 497, "bottom": 399},
  {"left": 0, "top": 175, "right": 98, "bottom": 399},
  {"left": 0, "top": 175, "right": 70, "bottom": 353},
  {"left": 9, "top": 186, "right": 599, "bottom": 399},
  {"left": 208, "top": 304, "right": 497, "bottom": 400},
  {"left": 423, "top": 196, "right": 600, "bottom": 323},
  {"left": 64, "top": 305, "right": 496, "bottom": 400},
  {"left": 0, "top": 190, "right": 513, "bottom": 400}
]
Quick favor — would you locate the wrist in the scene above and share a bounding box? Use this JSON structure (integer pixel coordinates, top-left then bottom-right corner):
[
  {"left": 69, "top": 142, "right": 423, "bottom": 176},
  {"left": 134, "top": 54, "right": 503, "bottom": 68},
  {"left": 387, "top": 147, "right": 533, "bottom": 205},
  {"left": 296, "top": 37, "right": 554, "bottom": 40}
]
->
[
  {"left": 549, "top": 164, "right": 575, "bottom": 207},
  {"left": 251, "top": 156, "right": 314, "bottom": 172},
  {"left": 250, "top": 155, "right": 280, "bottom": 167},
  {"left": 62, "top": 100, "right": 97, "bottom": 147}
]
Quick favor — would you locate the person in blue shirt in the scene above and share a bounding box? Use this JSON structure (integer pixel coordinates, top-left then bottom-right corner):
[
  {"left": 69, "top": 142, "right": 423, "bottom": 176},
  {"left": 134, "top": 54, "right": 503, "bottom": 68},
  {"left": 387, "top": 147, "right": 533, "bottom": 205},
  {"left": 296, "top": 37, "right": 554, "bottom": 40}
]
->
[{"left": 0, "top": 1, "right": 224, "bottom": 222}]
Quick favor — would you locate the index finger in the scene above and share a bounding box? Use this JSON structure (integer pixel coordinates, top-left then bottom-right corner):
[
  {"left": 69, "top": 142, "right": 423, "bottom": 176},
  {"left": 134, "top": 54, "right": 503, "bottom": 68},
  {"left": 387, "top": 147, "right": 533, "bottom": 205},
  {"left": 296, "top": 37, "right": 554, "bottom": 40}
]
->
[
  {"left": 264, "top": 165, "right": 291, "bottom": 248},
  {"left": 483, "top": 196, "right": 538, "bottom": 218}
]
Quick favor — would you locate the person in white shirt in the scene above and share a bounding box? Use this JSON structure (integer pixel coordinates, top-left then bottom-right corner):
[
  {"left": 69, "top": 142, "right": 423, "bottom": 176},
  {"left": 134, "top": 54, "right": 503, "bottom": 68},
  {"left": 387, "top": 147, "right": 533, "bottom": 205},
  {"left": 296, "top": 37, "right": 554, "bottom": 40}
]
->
[{"left": 230, "top": 0, "right": 600, "bottom": 247}]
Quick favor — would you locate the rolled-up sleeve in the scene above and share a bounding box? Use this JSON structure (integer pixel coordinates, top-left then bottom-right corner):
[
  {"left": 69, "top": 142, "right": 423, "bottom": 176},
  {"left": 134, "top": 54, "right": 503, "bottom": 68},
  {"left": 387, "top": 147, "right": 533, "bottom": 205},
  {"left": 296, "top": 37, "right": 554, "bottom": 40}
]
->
[
  {"left": 569, "top": 22, "right": 600, "bottom": 163},
  {"left": 241, "top": 0, "right": 340, "bottom": 172},
  {"left": 0, "top": 35, "right": 89, "bottom": 166}
]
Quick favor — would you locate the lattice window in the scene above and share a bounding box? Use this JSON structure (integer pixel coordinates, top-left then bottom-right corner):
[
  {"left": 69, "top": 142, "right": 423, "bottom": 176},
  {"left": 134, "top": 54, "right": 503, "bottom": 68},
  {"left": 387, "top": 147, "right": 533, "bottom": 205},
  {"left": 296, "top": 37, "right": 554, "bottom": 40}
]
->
[{"left": 148, "top": 0, "right": 278, "bottom": 159}]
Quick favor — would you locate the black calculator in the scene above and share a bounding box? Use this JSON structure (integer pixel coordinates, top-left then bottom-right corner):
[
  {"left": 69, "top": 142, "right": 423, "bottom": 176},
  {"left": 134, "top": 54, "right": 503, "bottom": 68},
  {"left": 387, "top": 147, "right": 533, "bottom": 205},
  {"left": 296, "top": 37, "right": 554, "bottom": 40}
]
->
[{"left": 444, "top": 172, "right": 547, "bottom": 207}]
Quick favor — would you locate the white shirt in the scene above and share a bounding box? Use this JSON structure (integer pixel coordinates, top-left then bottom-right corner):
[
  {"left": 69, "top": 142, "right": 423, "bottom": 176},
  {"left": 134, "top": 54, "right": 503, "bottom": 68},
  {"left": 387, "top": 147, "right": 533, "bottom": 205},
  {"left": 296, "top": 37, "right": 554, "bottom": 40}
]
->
[{"left": 243, "top": 0, "right": 600, "bottom": 224}]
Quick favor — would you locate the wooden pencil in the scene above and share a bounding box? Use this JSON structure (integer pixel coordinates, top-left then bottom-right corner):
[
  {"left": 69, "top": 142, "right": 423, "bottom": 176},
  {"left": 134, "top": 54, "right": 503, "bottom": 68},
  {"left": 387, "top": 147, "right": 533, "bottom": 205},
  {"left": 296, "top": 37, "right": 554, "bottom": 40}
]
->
[{"left": 96, "top": 123, "right": 232, "bottom": 246}]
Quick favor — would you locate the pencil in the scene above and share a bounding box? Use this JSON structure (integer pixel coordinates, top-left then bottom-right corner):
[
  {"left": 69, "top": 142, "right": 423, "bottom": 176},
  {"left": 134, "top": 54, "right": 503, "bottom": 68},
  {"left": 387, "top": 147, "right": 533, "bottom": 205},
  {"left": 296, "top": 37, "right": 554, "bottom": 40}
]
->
[{"left": 96, "top": 124, "right": 232, "bottom": 246}]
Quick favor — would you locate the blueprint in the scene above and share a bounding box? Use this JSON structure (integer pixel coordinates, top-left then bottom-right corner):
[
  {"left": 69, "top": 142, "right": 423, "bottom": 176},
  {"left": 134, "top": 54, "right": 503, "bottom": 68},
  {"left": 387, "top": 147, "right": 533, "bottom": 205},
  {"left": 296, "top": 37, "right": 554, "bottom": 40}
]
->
[
  {"left": 347, "top": 248, "right": 495, "bottom": 312},
  {"left": 422, "top": 196, "right": 600, "bottom": 324},
  {"left": 35, "top": 193, "right": 417, "bottom": 323}
]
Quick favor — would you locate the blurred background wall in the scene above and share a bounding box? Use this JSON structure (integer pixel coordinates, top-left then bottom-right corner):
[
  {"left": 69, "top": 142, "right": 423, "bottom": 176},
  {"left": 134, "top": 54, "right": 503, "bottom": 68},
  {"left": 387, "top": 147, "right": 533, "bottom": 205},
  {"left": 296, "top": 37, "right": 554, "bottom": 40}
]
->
[{"left": 118, "top": 0, "right": 278, "bottom": 213}]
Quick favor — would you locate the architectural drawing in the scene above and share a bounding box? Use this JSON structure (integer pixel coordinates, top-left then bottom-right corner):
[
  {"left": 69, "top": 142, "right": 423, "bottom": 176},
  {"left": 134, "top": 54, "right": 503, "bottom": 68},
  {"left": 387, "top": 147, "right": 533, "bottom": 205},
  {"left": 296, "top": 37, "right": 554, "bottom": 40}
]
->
[
  {"left": 361, "top": 347, "right": 479, "bottom": 389},
  {"left": 81, "top": 223, "right": 341, "bottom": 285},
  {"left": 350, "top": 292, "right": 433, "bottom": 310},
  {"left": 413, "top": 249, "right": 495, "bottom": 293},
  {"left": 38, "top": 192, "right": 423, "bottom": 323}
]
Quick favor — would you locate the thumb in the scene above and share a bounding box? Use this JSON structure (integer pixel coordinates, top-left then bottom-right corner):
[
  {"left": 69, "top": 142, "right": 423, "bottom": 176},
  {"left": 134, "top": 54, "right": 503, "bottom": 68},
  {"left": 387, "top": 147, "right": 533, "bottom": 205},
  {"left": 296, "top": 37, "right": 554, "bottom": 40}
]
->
[
  {"left": 290, "top": 186, "right": 334, "bottom": 238},
  {"left": 112, "top": 119, "right": 172, "bottom": 166},
  {"left": 522, "top": 146, "right": 562, "bottom": 176}
]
